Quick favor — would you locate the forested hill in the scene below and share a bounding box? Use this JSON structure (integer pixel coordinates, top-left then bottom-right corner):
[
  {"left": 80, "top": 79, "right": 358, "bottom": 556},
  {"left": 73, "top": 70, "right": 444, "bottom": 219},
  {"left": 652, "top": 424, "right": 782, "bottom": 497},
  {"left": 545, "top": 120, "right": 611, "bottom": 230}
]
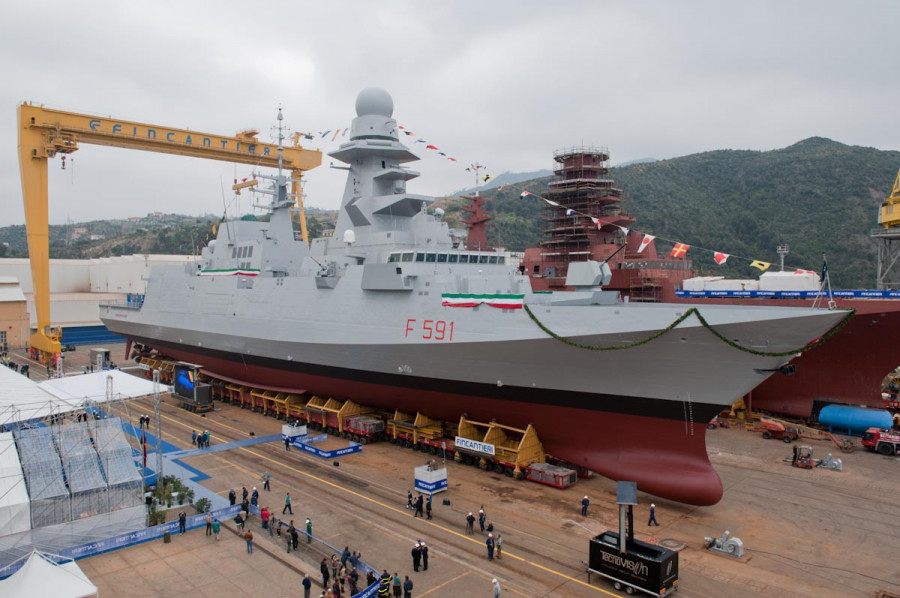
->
[{"left": 453, "top": 137, "right": 900, "bottom": 289}]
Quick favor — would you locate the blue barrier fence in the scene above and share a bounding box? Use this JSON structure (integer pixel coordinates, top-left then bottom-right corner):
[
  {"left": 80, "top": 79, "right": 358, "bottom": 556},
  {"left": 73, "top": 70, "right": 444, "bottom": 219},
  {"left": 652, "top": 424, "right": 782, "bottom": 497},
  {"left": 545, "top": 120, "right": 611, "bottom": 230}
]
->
[{"left": 676, "top": 289, "right": 900, "bottom": 299}]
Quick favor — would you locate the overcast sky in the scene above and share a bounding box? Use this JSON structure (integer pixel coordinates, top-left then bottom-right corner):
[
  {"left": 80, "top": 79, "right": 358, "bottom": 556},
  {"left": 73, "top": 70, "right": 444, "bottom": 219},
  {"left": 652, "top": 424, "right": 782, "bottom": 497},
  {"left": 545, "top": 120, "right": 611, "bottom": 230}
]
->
[{"left": 1, "top": 0, "right": 898, "bottom": 227}]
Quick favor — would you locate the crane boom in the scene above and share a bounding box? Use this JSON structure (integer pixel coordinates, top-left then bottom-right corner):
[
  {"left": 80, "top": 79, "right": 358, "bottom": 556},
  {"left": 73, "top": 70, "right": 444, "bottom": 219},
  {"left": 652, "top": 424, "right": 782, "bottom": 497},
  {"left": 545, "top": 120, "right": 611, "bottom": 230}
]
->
[{"left": 17, "top": 102, "right": 322, "bottom": 359}]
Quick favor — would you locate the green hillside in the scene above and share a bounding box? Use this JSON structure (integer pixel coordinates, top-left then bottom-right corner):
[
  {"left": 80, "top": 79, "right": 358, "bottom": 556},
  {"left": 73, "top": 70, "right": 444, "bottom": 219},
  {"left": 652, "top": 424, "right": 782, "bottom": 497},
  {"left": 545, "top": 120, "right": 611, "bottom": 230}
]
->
[{"left": 472, "top": 137, "right": 900, "bottom": 289}]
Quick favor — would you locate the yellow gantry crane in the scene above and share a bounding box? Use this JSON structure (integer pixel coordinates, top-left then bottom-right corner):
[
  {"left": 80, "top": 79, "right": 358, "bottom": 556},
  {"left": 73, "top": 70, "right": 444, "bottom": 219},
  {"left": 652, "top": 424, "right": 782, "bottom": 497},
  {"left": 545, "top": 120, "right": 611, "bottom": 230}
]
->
[
  {"left": 17, "top": 103, "right": 322, "bottom": 360},
  {"left": 878, "top": 169, "right": 900, "bottom": 228}
]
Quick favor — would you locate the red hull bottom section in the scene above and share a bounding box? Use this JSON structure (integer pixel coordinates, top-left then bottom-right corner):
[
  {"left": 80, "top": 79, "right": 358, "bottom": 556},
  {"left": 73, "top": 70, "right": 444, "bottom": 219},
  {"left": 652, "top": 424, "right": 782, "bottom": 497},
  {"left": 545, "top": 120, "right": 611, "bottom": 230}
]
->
[{"left": 153, "top": 344, "right": 723, "bottom": 506}]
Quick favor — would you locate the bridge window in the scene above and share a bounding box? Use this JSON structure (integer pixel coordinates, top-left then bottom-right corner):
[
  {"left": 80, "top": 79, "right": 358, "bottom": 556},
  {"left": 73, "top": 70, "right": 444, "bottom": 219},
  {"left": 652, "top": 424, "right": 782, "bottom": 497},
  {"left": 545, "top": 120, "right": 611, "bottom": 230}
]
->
[
  {"left": 448, "top": 254, "right": 459, "bottom": 263},
  {"left": 458, "top": 255, "right": 469, "bottom": 264},
  {"left": 425, "top": 253, "right": 437, "bottom": 263},
  {"left": 489, "top": 256, "right": 498, "bottom": 264},
  {"left": 415, "top": 253, "right": 425, "bottom": 262},
  {"left": 401, "top": 252, "right": 414, "bottom": 262},
  {"left": 479, "top": 255, "right": 490, "bottom": 264},
  {"left": 437, "top": 254, "right": 448, "bottom": 263},
  {"left": 388, "top": 253, "right": 400, "bottom": 263}
]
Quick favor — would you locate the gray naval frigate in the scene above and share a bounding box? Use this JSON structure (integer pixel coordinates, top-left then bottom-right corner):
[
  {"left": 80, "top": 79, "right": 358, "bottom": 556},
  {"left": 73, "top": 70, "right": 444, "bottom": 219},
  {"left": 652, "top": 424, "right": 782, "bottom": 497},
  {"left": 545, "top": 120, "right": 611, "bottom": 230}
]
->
[{"left": 101, "top": 88, "right": 850, "bottom": 506}]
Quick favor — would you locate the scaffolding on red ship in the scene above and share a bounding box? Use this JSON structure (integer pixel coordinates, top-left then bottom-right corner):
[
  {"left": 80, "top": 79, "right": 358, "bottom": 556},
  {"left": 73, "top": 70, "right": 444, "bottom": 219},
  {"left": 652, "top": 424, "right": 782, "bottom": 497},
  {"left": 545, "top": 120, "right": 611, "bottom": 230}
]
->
[{"left": 520, "top": 146, "right": 692, "bottom": 299}]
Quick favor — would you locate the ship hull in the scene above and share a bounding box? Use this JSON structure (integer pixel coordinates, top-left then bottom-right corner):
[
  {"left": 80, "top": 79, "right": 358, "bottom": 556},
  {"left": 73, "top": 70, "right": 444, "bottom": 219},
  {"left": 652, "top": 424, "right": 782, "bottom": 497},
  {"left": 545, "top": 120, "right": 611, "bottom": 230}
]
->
[
  {"left": 123, "top": 334, "right": 724, "bottom": 505},
  {"left": 672, "top": 297, "right": 899, "bottom": 419}
]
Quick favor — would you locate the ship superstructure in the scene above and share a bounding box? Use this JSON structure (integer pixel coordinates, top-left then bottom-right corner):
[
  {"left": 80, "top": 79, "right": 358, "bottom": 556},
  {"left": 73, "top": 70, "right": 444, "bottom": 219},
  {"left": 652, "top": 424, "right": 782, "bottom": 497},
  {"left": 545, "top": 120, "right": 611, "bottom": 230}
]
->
[
  {"left": 521, "top": 147, "right": 691, "bottom": 299},
  {"left": 101, "top": 89, "right": 849, "bottom": 506}
]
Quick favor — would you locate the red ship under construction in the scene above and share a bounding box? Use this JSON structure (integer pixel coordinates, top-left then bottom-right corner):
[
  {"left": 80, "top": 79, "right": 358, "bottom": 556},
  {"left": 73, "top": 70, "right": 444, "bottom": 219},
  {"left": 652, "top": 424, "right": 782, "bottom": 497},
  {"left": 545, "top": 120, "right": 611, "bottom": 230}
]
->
[{"left": 518, "top": 147, "right": 900, "bottom": 421}]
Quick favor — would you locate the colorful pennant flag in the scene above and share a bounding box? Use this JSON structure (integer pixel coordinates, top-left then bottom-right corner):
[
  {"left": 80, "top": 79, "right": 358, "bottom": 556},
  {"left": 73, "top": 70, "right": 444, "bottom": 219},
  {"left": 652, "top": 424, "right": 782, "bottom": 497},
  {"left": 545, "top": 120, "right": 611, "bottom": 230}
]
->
[
  {"left": 750, "top": 260, "right": 771, "bottom": 271},
  {"left": 638, "top": 234, "right": 655, "bottom": 253},
  {"left": 482, "top": 174, "right": 492, "bottom": 182},
  {"left": 794, "top": 269, "right": 817, "bottom": 275},
  {"left": 426, "top": 145, "right": 438, "bottom": 150},
  {"left": 713, "top": 252, "right": 729, "bottom": 265},
  {"left": 416, "top": 139, "right": 427, "bottom": 143},
  {"left": 670, "top": 242, "right": 690, "bottom": 258},
  {"left": 543, "top": 198, "right": 560, "bottom": 207},
  {"left": 565, "top": 208, "right": 576, "bottom": 216},
  {"left": 520, "top": 191, "right": 533, "bottom": 199}
]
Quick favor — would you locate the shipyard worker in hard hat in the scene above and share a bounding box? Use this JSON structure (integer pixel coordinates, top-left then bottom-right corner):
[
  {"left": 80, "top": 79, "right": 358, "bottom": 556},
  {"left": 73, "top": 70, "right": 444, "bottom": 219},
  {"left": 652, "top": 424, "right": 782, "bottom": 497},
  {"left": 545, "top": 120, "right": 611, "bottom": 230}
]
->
[
  {"left": 486, "top": 533, "right": 495, "bottom": 560},
  {"left": 648, "top": 503, "right": 660, "bottom": 526},
  {"left": 479, "top": 508, "right": 486, "bottom": 533},
  {"left": 228, "top": 488, "right": 236, "bottom": 505},
  {"left": 466, "top": 512, "right": 475, "bottom": 535},
  {"left": 581, "top": 495, "right": 590, "bottom": 516}
]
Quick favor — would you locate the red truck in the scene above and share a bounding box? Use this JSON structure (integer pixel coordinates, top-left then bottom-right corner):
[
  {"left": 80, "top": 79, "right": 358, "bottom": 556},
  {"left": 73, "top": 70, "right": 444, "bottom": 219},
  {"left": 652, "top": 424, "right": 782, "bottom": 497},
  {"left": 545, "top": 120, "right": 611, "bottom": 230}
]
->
[{"left": 861, "top": 428, "right": 900, "bottom": 456}]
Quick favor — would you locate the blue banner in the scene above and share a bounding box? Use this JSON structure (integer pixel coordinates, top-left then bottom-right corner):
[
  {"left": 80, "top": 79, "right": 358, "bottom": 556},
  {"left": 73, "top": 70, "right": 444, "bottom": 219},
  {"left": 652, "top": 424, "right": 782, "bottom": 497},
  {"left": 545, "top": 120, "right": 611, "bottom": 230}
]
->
[
  {"left": 676, "top": 289, "right": 900, "bottom": 299},
  {"left": 415, "top": 478, "right": 448, "bottom": 494},
  {"left": 295, "top": 435, "right": 363, "bottom": 459}
]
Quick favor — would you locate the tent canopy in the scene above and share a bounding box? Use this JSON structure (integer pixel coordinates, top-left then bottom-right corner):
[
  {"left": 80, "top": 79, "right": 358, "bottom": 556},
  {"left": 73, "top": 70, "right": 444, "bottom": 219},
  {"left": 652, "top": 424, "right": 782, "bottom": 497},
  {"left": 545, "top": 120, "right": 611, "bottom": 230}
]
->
[
  {"left": 0, "top": 367, "right": 170, "bottom": 426},
  {"left": 0, "top": 551, "right": 97, "bottom": 597}
]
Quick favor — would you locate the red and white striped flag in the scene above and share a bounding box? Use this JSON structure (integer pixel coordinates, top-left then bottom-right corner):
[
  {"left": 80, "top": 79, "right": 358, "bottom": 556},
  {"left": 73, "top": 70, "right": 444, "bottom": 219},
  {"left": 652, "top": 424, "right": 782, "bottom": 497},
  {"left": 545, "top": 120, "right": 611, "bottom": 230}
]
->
[{"left": 714, "top": 252, "right": 729, "bottom": 265}]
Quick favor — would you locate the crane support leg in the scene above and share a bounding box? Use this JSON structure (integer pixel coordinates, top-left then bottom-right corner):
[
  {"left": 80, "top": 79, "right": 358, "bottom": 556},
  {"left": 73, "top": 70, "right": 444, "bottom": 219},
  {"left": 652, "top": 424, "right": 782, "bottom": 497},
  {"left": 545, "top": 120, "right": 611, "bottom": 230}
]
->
[{"left": 17, "top": 107, "right": 60, "bottom": 357}]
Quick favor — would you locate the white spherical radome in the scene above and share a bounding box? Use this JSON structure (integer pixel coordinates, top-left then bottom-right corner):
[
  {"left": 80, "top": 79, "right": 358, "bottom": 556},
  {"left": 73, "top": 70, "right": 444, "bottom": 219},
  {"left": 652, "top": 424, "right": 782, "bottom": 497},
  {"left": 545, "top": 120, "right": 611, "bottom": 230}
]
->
[{"left": 355, "top": 87, "right": 393, "bottom": 117}]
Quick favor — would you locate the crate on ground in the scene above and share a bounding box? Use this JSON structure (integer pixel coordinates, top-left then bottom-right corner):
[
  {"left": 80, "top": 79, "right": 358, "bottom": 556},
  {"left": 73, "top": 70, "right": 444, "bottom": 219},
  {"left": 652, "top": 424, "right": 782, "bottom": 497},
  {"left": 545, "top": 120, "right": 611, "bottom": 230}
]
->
[{"left": 526, "top": 462, "right": 577, "bottom": 488}]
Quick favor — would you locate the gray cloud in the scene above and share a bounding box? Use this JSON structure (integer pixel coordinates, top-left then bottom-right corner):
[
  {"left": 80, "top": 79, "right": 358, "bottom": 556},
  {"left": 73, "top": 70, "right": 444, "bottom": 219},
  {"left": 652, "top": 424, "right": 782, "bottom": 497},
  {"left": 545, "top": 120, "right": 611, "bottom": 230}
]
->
[{"left": 1, "top": 0, "right": 897, "bottom": 227}]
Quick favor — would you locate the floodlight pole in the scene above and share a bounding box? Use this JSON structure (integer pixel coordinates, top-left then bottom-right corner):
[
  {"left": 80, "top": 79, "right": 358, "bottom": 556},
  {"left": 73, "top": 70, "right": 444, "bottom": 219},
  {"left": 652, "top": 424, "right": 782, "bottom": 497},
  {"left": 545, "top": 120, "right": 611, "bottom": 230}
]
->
[{"left": 153, "top": 369, "right": 163, "bottom": 484}]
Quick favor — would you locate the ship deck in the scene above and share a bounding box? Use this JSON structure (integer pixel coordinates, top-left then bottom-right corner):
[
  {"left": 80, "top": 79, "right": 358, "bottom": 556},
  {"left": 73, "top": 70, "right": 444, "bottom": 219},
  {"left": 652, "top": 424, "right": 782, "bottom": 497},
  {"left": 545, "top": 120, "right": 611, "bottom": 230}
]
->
[{"left": 13, "top": 343, "right": 900, "bottom": 598}]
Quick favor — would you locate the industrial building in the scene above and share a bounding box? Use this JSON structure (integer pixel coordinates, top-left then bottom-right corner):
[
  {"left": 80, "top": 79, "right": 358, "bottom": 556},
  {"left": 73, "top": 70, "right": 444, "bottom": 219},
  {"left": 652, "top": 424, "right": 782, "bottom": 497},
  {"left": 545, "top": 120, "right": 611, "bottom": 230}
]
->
[{"left": 0, "top": 255, "right": 195, "bottom": 347}]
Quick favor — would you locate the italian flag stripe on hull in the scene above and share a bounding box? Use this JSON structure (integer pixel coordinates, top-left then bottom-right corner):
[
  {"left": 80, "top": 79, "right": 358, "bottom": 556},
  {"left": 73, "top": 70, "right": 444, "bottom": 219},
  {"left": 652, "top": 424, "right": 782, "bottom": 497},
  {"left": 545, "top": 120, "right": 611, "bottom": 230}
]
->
[
  {"left": 441, "top": 293, "right": 525, "bottom": 309},
  {"left": 198, "top": 269, "right": 260, "bottom": 277}
]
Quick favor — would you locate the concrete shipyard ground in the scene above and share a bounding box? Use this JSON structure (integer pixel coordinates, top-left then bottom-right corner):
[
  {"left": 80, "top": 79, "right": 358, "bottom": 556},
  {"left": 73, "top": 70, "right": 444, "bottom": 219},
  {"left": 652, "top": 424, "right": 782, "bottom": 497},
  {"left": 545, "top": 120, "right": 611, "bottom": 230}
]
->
[{"left": 9, "top": 343, "right": 900, "bottom": 597}]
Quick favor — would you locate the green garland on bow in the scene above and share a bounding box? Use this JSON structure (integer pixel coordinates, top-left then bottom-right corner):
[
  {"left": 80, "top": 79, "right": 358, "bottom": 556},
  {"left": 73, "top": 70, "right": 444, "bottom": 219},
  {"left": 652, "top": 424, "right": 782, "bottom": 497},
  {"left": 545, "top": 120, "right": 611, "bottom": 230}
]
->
[{"left": 523, "top": 304, "right": 855, "bottom": 357}]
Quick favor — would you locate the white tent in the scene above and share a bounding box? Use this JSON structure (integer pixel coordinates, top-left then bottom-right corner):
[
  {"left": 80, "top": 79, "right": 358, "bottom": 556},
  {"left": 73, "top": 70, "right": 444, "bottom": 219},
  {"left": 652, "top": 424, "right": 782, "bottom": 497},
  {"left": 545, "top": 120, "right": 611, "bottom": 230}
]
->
[
  {"left": 0, "top": 432, "right": 31, "bottom": 535},
  {"left": 0, "top": 551, "right": 97, "bottom": 597},
  {"left": 0, "top": 367, "right": 170, "bottom": 426},
  {"left": 0, "top": 366, "right": 79, "bottom": 426},
  {"left": 39, "top": 370, "right": 169, "bottom": 404}
]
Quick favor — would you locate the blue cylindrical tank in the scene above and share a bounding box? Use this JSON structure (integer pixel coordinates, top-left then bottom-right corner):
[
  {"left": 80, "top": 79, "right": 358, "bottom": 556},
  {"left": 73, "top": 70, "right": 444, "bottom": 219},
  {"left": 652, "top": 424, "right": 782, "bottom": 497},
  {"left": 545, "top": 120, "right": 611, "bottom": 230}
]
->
[{"left": 817, "top": 405, "right": 893, "bottom": 435}]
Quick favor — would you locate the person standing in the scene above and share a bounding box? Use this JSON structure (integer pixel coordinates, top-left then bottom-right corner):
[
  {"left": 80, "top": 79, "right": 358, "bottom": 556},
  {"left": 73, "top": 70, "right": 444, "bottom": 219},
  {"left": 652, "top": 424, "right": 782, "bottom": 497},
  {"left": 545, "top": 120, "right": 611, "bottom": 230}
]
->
[
  {"left": 392, "top": 572, "right": 402, "bottom": 598},
  {"left": 307, "top": 518, "right": 313, "bottom": 544},
  {"left": 283, "top": 492, "right": 293, "bottom": 514},
  {"left": 648, "top": 503, "right": 659, "bottom": 526},
  {"left": 496, "top": 533, "right": 503, "bottom": 559},
  {"left": 403, "top": 576, "right": 413, "bottom": 598},
  {"left": 466, "top": 512, "right": 475, "bottom": 535},
  {"left": 341, "top": 546, "right": 351, "bottom": 569},
  {"left": 581, "top": 495, "right": 590, "bottom": 516},
  {"left": 486, "top": 533, "right": 495, "bottom": 560},
  {"left": 244, "top": 529, "right": 254, "bottom": 554},
  {"left": 178, "top": 511, "right": 186, "bottom": 535},
  {"left": 251, "top": 487, "right": 259, "bottom": 507},
  {"left": 331, "top": 554, "right": 339, "bottom": 581},
  {"left": 425, "top": 495, "right": 432, "bottom": 519},
  {"left": 242, "top": 486, "right": 249, "bottom": 502},
  {"left": 414, "top": 494, "right": 424, "bottom": 518},
  {"left": 228, "top": 488, "right": 236, "bottom": 506},
  {"left": 411, "top": 542, "right": 421, "bottom": 572},
  {"left": 212, "top": 517, "right": 220, "bottom": 541},
  {"left": 379, "top": 569, "right": 392, "bottom": 598},
  {"left": 320, "top": 557, "right": 330, "bottom": 587},
  {"left": 479, "top": 508, "right": 486, "bottom": 533},
  {"left": 205, "top": 511, "right": 212, "bottom": 536},
  {"left": 263, "top": 473, "right": 271, "bottom": 491},
  {"left": 302, "top": 574, "right": 312, "bottom": 598},
  {"left": 492, "top": 578, "right": 501, "bottom": 598},
  {"left": 191, "top": 430, "right": 197, "bottom": 446},
  {"left": 407, "top": 490, "right": 413, "bottom": 510},
  {"left": 284, "top": 435, "right": 291, "bottom": 451},
  {"left": 204, "top": 430, "right": 210, "bottom": 448},
  {"left": 421, "top": 542, "right": 429, "bottom": 571}
]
